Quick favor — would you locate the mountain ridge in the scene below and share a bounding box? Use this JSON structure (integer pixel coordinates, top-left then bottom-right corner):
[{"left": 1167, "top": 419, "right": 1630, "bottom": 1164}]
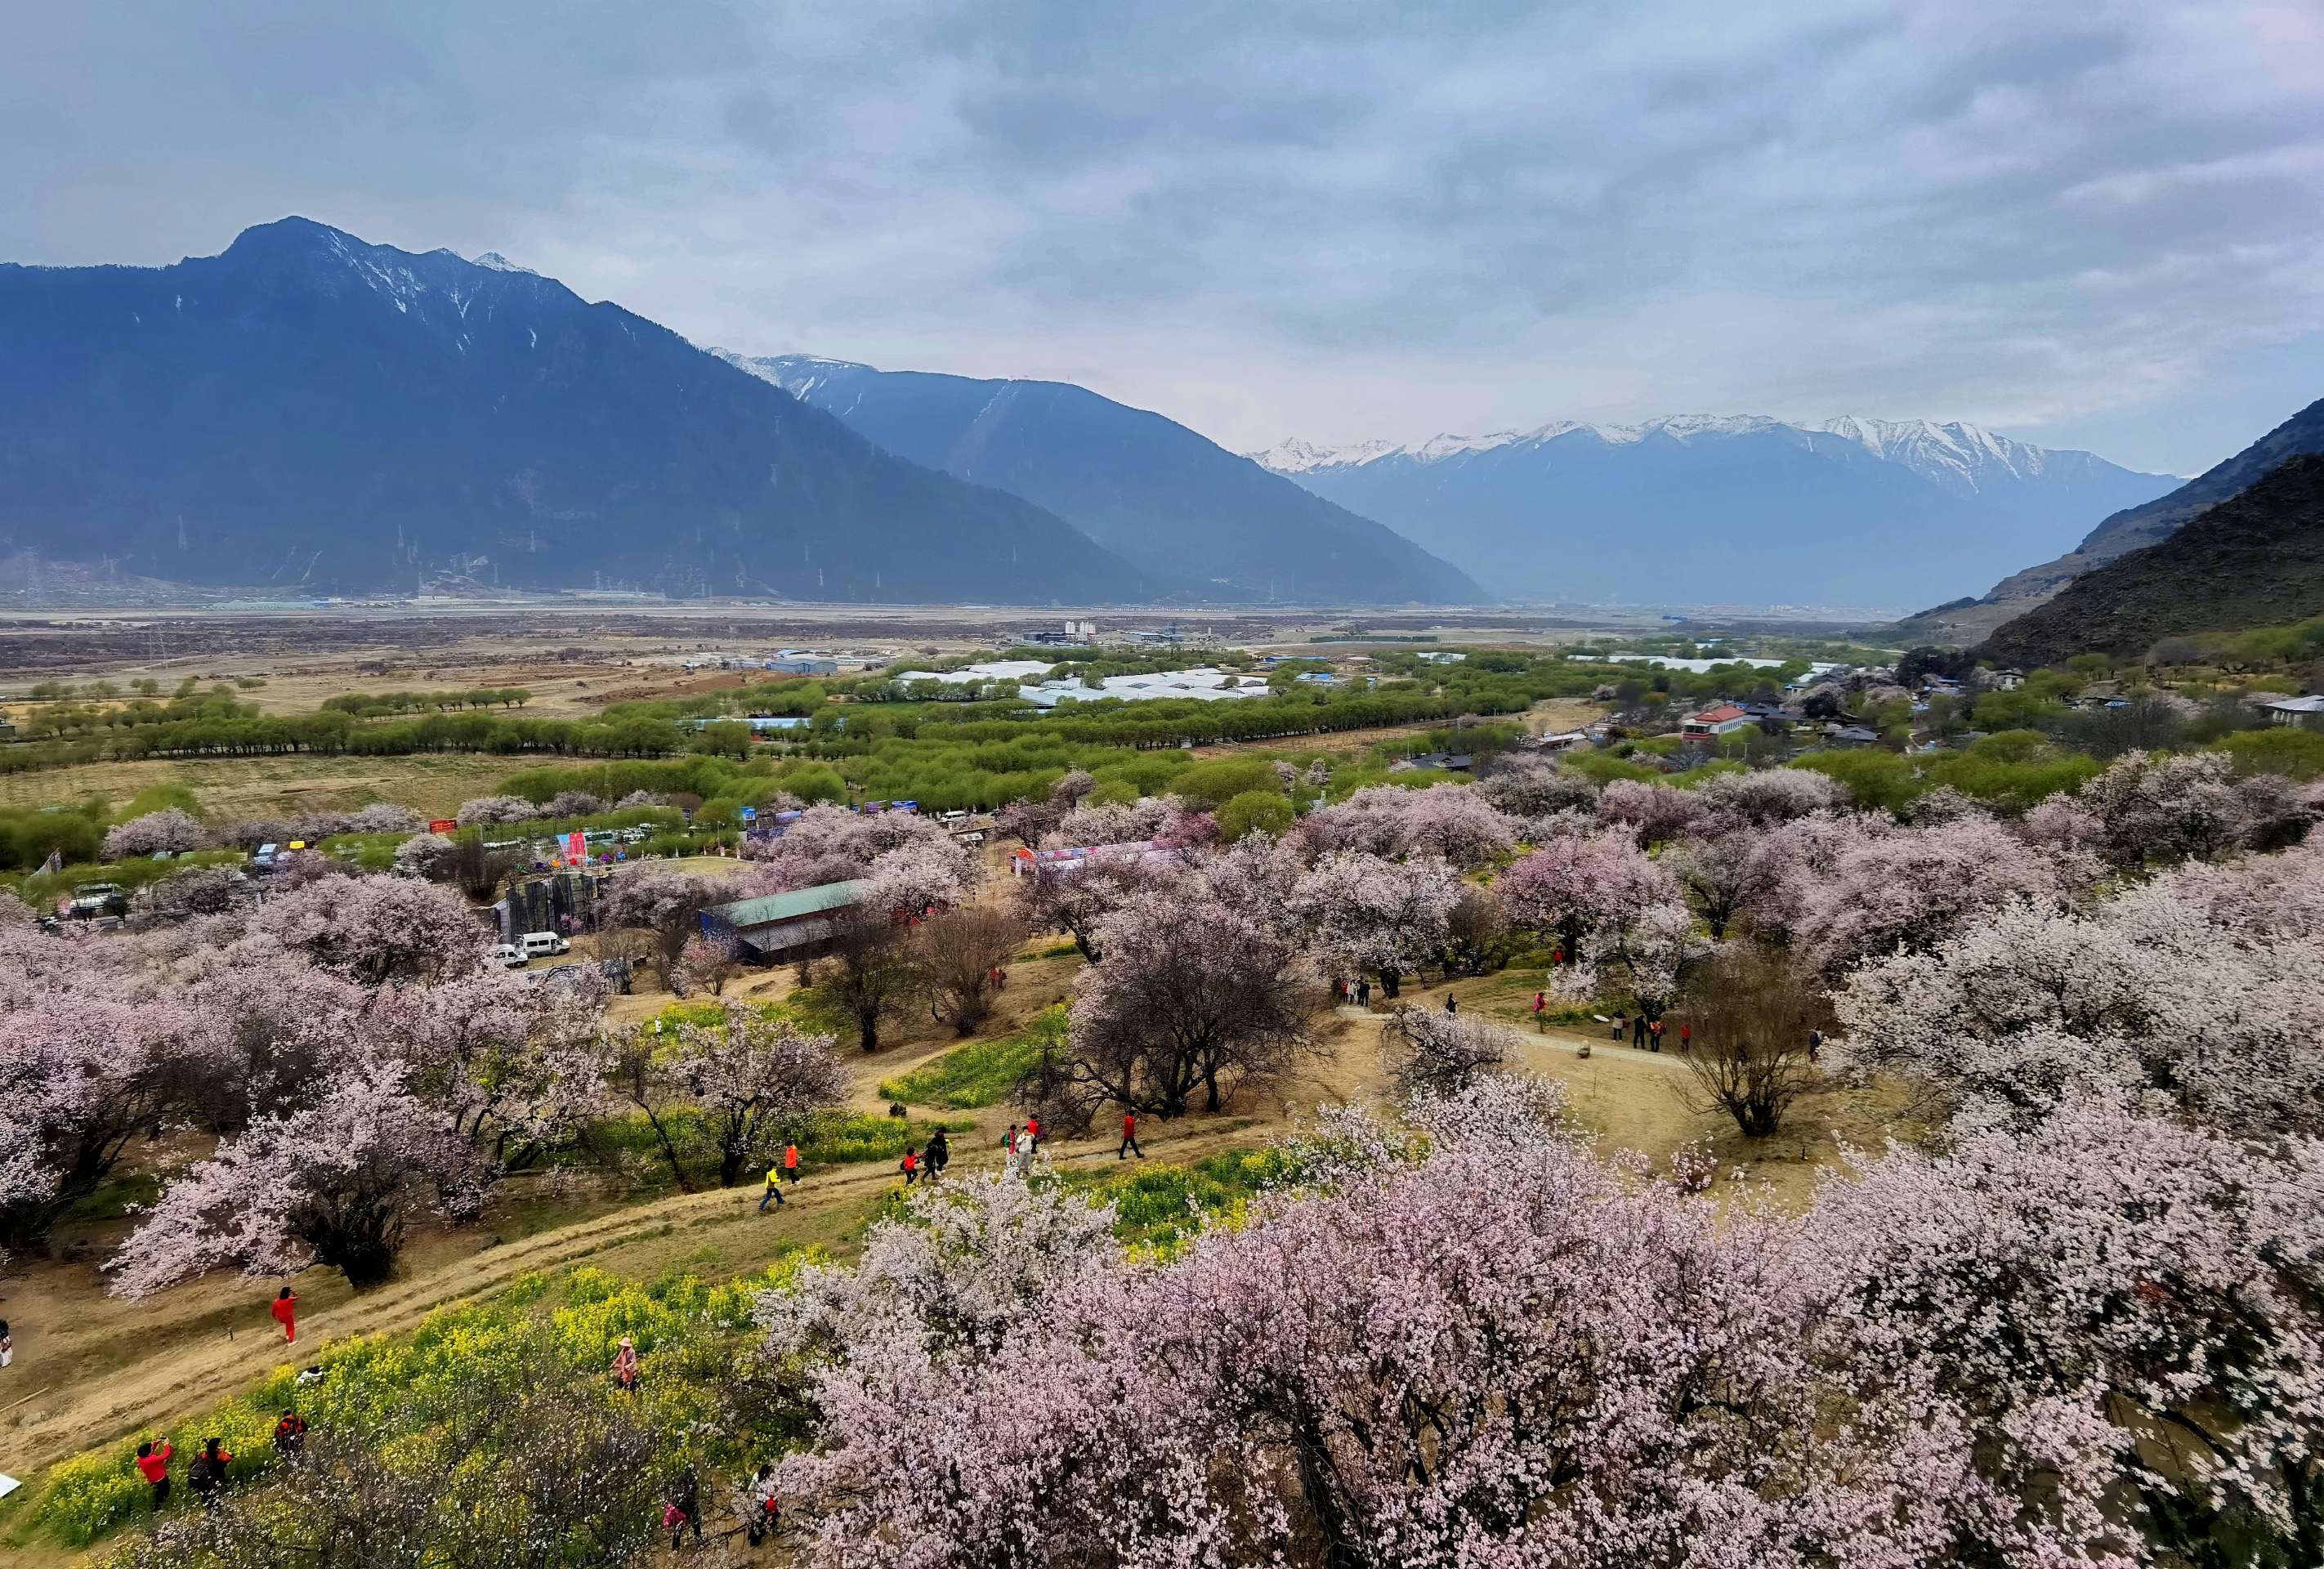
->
[
  {"left": 1248, "top": 413, "right": 2175, "bottom": 607},
  {"left": 1976, "top": 454, "right": 2324, "bottom": 667},
  {"left": 0, "top": 217, "right": 1154, "bottom": 602},
  {"left": 717, "top": 352, "right": 1486, "bottom": 605}
]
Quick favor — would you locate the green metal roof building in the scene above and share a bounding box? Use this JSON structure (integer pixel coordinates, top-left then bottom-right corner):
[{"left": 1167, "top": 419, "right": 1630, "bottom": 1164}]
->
[{"left": 700, "top": 878, "right": 867, "bottom": 962}]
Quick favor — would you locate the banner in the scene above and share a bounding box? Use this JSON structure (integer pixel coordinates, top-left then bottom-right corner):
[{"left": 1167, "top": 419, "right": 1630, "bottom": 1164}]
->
[
  {"left": 567, "top": 830, "right": 586, "bottom": 863},
  {"left": 429, "top": 819, "right": 457, "bottom": 834}
]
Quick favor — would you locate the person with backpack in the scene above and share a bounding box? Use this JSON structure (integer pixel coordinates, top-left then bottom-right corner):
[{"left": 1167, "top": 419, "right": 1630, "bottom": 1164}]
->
[
  {"left": 272, "top": 1410, "right": 307, "bottom": 1461},
  {"left": 135, "top": 1439, "right": 173, "bottom": 1509},
  {"left": 270, "top": 1286, "right": 297, "bottom": 1344},
  {"left": 924, "top": 1129, "right": 950, "bottom": 1182},
  {"left": 759, "top": 1161, "right": 786, "bottom": 1212},
  {"left": 900, "top": 1147, "right": 921, "bottom": 1186},
  {"left": 1119, "top": 1109, "right": 1144, "bottom": 1160},
  {"left": 189, "top": 1437, "right": 233, "bottom": 1510}
]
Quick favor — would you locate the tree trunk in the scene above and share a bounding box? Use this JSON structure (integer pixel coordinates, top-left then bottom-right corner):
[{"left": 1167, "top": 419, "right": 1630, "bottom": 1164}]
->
[{"left": 1379, "top": 968, "right": 1402, "bottom": 999}]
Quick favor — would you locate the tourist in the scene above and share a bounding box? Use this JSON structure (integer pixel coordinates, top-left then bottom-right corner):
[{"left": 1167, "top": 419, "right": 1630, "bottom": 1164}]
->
[
  {"left": 271, "top": 1410, "right": 307, "bottom": 1461},
  {"left": 1445, "top": 993, "right": 1458, "bottom": 1014},
  {"left": 611, "top": 1335, "right": 640, "bottom": 1392},
  {"left": 189, "top": 1436, "right": 233, "bottom": 1510},
  {"left": 270, "top": 1285, "right": 297, "bottom": 1344},
  {"left": 1120, "top": 1109, "right": 1144, "bottom": 1160},
  {"left": 1610, "top": 1011, "right": 1626, "bottom": 1041},
  {"left": 901, "top": 1146, "right": 921, "bottom": 1186},
  {"left": 135, "top": 1439, "right": 173, "bottom": 1509},
  {"left": 759, "top": 1161, "right": 786, "bottom": 1212},
  {"left": 783, "top": 1141, "right": 801, "bottom": 1184},
  {"left": 1025, "top": 1112, "right": 1042, "bottom": 1155},
  {"left": 745, "top": 1464, "right": 780, "bottom": 1547},
  {"left": 665, "top": 1468, "right": 703, "bottom": 1549}
]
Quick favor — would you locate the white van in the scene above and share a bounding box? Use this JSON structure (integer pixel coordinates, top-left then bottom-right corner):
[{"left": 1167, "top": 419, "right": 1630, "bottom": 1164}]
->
[
  {"left": 493, "top": 943, "right": 529, "bottom": 968},
  {"left": 521, "top": 931, "right": 570, "bottom": 958}
]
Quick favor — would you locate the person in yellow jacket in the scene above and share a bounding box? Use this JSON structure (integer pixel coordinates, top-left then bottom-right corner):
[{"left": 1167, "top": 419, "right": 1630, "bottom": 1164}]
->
[{"left": 758, "top": 1163, "right": 786, "bottom": 1212}]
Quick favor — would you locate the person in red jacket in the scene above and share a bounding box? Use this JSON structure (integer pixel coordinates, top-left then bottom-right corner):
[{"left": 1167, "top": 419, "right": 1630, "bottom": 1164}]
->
[
  {"left": 135, "top": 1439, "right": 173, "bottom": 1509},
  {"left": 782, "top": 1142, "right": 800, "bottom": 1184},
  {"left": 271, "top": 1285, "right": 297, "bottom": 1344},
  {"left": 1679, "top": 1021, "right": 1692, "bottom": 1050},
  {"left": 900, "top": 1147, "right": 921, "bottom": 1186},
  {"left": 1024, "top": 1113, "right": 1041, "bottom": 1155},
  {"left": 1119, "top": 1111, "right": 1144, "bottom": 1160}
]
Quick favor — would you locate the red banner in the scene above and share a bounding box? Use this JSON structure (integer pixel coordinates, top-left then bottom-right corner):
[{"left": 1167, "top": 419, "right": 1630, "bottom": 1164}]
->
[
  {"left": 429, "top": 819, "right": 457, "bottom": 834},
  {"left": 568, "top": 830, "right": 587, "bottom": 862}
]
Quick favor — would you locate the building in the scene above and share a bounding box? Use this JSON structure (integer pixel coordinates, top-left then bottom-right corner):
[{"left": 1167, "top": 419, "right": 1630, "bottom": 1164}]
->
[
  {"left": 1011, "top": 840, "right": 1172, "bottom": 879},
  {"left": 689, "top": 714, "right": 811, "bottom": 732},
  {"left": 700, "top": 879, "right": 867, "bottom": 963},
  {"left": 1987, "top": 669, "right": 2025, "bottom": 691},
  {"left": 2262, "top": 695, "right": 2324, "bottom": 726},
  {"left": 766, "top": 655, "right": 838, "bottom": 676},
  {"left": 1679, "top": 704, "right": 1754, "bottom": 739}
]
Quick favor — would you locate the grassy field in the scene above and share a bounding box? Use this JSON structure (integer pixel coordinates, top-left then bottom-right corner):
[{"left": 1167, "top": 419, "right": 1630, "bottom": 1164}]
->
[{"left": 0, "top": 752, "right": 522, "bottom": 820}]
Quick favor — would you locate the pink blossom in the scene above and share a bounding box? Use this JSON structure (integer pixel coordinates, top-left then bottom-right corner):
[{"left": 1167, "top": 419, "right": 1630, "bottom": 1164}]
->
[
  {"left": 1288, "top": 849, "right": 1464, "bottom": 996},
  {"left": 101, "top": 807, "right": 208, "bottom": 859}
]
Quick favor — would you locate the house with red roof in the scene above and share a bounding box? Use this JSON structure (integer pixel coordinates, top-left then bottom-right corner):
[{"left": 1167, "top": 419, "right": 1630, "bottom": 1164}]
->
[{"left": 1680, "top": 704, "right": 1753, "bottom": 739}]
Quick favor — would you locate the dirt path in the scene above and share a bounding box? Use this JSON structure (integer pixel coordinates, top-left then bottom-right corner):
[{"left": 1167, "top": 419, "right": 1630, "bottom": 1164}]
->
[{"left": 0, "top": 1103, "right": 1258, "bottom": 1486}]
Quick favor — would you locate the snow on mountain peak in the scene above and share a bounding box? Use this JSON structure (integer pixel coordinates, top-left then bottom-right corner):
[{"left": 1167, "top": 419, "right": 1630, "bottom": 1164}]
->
[
  {"left": 1252, "top": 413, "right": 2080, "bottom": 492},
  {"left": 472, "top": 251, "right": 534, "bottom": 275},
  {"left": 709, "top": 350, "right": 876, "bottom": 400},
  {"left": 1808, "top": 416, "right": 2048, "bottom": 491},
  {"left": 1245, "top": 436, "right": 1398, "bottom": 472}
]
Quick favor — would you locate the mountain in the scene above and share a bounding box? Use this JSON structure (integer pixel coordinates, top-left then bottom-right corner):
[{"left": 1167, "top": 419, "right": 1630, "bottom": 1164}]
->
[
  {"left": 1976, "top": 454, "right": 2324, "bottom": 667},
  {"left": 717, "top": 354, "right": 1484, "bottom": 605},
  {"left": 1924, "top": 397, "right": 2324, "bottom": 641},
  {"left": 1252, "top": 416, "right": 2177, "bottom": 608},
  {"left": 0, "top": 218, "right": 1151, "bottom": 601}
]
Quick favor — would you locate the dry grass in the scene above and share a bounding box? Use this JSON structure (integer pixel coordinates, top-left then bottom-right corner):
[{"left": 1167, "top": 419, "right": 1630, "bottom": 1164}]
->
[{"left": 0, "top": 753, "right": 524, "bottom": 820}]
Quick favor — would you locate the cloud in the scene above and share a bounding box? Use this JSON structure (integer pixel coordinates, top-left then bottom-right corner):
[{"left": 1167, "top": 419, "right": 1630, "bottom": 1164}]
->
[{"left": 2, "top": 0, "right": 2317, "bottom": 472}]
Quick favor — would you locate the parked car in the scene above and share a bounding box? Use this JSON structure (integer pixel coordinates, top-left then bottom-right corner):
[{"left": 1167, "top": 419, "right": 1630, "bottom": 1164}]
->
[
  {"left": 492, "top": 943, "right": 529, "bottom": 968},
  {"left": 67, "top": 882, "right": 129, "bottom": 919},
  {"left": 520, "top": 931, "right": 570, "bottom": 958}
]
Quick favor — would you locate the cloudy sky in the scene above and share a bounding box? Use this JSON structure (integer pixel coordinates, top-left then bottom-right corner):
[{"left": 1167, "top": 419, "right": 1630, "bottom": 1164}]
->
[{"left": 7, "top": 1, "right": 2320, "bottom": 474}]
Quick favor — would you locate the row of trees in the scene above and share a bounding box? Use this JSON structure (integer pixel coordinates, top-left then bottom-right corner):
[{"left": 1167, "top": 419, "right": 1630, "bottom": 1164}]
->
[
  {"left": 0, "top": 869, "right": 848, "bottom": 1290},
  {"left": 744, "top": 740, "right": 2324, "bottom": 1566}
]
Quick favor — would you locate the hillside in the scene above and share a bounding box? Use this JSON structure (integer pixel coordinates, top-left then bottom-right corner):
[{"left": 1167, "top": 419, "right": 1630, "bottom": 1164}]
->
[
  {"left": 717, "top": 354, "right": 1484, "bottom": 605},
  {"left": 1978, "top": 454, "right": 2324, "bottom": 666},
  {"left": 0, "top": 220, "right": 1151, "bottom": 602},
  {"left": 1912, "top": 396, "right": 2324, "bottom": 641},
  {"left": 1253, "top": 416, "right": 2174, "bottom": 608}
]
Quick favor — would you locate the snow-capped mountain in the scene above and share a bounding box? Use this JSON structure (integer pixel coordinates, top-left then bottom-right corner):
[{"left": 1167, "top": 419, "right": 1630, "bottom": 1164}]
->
[
  {"left": 1249, "top": 415, "right": 2177, "bottom": 607},
  {"left": 721, "top": 352, "right": 1486, "bottom": 605},
  {"left": 0, "top": 218, "right": 1153, "bottom": 601}
]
